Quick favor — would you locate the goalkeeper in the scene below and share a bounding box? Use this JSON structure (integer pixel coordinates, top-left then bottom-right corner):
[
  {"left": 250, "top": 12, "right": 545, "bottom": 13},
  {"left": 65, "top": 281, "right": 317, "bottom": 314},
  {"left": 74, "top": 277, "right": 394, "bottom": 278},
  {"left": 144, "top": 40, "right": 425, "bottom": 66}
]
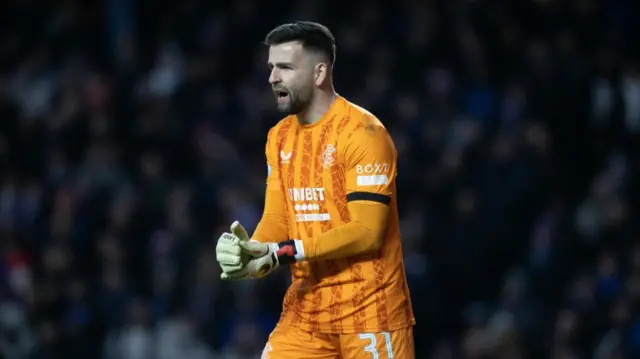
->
[{"left": 216, "top": 21, "right": 415, "bottom": 359}]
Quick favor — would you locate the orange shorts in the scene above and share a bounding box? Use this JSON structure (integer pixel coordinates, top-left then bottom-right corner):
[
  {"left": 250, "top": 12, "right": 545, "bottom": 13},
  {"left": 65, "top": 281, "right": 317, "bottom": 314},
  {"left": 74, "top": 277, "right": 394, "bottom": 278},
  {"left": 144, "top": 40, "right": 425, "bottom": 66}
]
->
[{"left": 261, "top": 324, "right": 415, "bottom": 359}]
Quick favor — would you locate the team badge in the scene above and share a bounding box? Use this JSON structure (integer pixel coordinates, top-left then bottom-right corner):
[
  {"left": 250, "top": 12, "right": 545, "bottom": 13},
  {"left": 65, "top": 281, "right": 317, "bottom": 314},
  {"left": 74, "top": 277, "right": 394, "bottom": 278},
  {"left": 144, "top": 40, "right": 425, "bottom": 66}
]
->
[{"left": 321, "top": 144, "right": 336, "bottom": 168}]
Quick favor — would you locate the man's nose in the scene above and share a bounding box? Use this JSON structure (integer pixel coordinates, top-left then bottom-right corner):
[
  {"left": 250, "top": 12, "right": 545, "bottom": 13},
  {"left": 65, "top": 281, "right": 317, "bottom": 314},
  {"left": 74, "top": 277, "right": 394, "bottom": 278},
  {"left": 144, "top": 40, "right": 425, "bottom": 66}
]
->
[{"left": 269, "top": 69, "right": 280, "bottom": 84}]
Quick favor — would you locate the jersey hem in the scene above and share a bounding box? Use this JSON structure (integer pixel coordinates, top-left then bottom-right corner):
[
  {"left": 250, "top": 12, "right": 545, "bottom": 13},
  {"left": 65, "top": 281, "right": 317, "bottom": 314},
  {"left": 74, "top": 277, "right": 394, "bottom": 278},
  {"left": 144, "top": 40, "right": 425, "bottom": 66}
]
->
[{"left": 277, "top": 319, "right": 416, "bottom": 334}]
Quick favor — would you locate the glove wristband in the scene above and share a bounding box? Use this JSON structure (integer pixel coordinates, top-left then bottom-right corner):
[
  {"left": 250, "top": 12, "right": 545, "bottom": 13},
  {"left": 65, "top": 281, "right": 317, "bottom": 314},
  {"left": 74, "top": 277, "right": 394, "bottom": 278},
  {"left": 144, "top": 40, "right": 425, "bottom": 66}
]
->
[{"left": 275, "top": 239, "right": 305, "bottom": 264}]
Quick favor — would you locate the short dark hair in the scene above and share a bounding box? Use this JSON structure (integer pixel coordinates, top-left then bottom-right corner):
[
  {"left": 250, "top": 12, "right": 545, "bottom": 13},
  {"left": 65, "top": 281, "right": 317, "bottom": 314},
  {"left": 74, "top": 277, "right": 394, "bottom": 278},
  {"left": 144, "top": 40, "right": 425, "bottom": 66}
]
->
[{"left": 265, "top": 21, "right": 336, "bottom": 64}]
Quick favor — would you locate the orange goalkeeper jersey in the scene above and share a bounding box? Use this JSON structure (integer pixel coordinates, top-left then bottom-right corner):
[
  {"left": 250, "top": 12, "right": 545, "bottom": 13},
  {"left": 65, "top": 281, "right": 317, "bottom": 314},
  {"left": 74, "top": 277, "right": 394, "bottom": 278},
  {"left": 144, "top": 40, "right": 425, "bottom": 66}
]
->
[{"left": 254, "top": 96, "right": 415, "bottom": 334}]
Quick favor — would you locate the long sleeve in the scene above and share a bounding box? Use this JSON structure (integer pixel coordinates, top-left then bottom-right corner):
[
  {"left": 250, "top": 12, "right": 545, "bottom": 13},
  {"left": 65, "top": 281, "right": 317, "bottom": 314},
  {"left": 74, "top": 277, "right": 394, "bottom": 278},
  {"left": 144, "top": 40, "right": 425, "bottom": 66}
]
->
[
  {"left": 300, "top": 120, "right": 397, "bottom": 260},
  {"left": 252, "top": 127, "right": 289, "bottom": 242},
  {"left": 303, "top": 200, "right": 389, "bottom": 260}
]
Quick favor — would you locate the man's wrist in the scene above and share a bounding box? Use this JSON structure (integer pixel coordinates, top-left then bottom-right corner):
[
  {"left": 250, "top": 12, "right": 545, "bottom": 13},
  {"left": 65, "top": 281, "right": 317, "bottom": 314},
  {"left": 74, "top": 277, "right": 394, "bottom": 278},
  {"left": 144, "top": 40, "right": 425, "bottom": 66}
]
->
[{"left": 274, "top": 239, "right": 305, "bottom": 264}]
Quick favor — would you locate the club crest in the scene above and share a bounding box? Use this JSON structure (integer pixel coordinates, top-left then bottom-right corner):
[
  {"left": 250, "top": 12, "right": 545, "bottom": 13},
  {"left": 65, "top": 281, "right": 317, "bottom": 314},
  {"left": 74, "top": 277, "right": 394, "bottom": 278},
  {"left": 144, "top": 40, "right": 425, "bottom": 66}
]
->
[{"left": 321, "top": 144, "right": 336, "bottom": 168}]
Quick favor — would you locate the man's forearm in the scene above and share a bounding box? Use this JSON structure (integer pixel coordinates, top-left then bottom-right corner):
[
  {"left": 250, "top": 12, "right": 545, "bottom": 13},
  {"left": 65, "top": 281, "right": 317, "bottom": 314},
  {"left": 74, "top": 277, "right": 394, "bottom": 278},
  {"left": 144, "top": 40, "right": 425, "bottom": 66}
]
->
[
  {"left": 252, "top": 187, "right": 289, "bottom": 243},
  {"left": 252, "top": 214, "right": 288, "bottom": 243},
  {"left": 299, "top": 201, "right": 389, "bottom": 261},
  {"left": 253, "top": 200, "right": 389, "bottom": 264}
]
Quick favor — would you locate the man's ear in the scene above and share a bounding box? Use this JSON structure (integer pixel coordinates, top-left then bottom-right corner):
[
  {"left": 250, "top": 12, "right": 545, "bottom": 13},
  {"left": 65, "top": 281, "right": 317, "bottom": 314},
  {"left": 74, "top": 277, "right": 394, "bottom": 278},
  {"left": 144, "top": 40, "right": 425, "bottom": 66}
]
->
[{"left": 314, "top": 62, "right": 329, "bottom": 86}]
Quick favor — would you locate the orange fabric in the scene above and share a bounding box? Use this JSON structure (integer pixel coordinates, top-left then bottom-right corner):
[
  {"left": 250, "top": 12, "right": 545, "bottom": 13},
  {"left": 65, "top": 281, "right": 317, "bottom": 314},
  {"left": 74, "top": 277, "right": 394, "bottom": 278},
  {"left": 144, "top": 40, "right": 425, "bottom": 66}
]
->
[
  {"left": 263, "top": 324, "right": 415, "bottom": 359},
  {"left": 304, "top": 201, "right": 389, "bottom": 260},
  {"left": 252, "top": 126, "right": 290, "bottom": 243},
  {"left": 338, "top": 327, "right": 415, "bottom": 359},
  {"left": 255, "top": 96, "right": 415, "bottom": 334},
  {"left": 262, "top": 325, "right": 340, "bottom": 359}
]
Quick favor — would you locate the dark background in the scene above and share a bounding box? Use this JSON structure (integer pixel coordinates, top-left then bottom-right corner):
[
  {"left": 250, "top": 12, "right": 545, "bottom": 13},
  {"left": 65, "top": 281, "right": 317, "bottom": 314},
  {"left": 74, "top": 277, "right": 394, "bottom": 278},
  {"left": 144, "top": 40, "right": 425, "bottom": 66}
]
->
[{"left": 0, "top": 0, "right": 639, "bottom": 358}]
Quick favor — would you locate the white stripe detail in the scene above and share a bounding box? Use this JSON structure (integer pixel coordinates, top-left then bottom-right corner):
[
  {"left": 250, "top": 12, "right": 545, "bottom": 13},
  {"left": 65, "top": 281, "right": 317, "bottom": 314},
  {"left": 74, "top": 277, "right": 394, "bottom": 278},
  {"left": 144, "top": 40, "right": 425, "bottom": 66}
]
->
[
  {"left": 357, "top": 175, "right": 389, "bottom": 186},
  {"left": 295, "top": 213, "right": 330, "bottom": 222}
]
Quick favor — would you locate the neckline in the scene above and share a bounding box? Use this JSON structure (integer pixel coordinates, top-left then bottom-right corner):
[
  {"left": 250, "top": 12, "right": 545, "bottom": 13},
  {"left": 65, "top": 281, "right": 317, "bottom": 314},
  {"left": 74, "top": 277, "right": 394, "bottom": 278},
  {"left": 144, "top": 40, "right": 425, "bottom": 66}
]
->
[{"left": 297, "top": 95, "right": 343, "bottom": 130}]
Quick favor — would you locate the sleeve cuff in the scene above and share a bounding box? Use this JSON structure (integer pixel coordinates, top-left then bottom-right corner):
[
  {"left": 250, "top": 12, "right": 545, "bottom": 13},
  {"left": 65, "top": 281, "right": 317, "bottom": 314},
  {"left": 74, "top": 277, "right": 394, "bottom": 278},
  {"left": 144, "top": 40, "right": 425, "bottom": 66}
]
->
[{"left": 292, "top": 239, "right": 305, "bottom": 260}]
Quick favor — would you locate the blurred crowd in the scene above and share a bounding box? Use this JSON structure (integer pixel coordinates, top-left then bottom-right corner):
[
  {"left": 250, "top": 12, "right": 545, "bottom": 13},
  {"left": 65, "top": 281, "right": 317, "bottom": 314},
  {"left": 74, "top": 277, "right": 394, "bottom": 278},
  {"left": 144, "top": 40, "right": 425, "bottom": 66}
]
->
[{"left": 0, "top": 0, "right": 639, "bottom": 358}]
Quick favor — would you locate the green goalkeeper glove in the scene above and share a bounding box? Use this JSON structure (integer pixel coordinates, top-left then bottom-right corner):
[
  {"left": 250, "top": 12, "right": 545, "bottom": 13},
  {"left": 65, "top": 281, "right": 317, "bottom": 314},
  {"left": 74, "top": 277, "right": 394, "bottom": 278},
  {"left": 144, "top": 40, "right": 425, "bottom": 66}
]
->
[{"left": 215, "top": 221, "right": 302, "bottom": 280}]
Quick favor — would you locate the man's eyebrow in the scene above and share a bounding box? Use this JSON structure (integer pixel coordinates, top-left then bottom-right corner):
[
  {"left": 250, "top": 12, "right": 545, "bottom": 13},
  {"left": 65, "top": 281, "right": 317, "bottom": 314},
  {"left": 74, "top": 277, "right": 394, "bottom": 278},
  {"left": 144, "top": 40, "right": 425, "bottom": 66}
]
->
[{"left": 268, "top": 62, "right": 295, "bottom": 68}]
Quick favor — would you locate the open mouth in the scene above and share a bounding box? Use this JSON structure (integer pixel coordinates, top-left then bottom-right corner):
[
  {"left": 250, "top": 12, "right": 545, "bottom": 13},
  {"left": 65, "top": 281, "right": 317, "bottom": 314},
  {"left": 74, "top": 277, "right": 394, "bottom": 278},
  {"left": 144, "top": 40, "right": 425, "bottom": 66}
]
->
[{"left": 274, "top": 89, "right": 289, "bottom": 100}]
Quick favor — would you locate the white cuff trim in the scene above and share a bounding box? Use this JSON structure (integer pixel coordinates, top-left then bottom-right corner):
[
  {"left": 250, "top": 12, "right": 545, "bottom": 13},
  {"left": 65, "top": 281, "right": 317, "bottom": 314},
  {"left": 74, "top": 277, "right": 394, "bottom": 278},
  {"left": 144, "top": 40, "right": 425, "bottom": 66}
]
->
[{"left": 293, "top": 239, "right": 305, "bottom": 261}]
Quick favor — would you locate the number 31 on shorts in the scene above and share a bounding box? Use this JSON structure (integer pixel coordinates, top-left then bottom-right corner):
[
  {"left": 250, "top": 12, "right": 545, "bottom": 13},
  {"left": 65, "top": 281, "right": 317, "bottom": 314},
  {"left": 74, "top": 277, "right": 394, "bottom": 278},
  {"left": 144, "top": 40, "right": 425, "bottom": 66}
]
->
[{"left": 358, "top": 332, "right": 393, "bottom": 358}]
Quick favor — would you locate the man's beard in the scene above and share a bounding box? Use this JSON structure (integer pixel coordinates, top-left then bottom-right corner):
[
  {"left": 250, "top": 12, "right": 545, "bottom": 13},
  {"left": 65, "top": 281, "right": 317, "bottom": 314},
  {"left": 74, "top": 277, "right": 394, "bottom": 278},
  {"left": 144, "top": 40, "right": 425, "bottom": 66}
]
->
[{"left": 276, "top": 90, "right": 309, "bottom": 115}]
